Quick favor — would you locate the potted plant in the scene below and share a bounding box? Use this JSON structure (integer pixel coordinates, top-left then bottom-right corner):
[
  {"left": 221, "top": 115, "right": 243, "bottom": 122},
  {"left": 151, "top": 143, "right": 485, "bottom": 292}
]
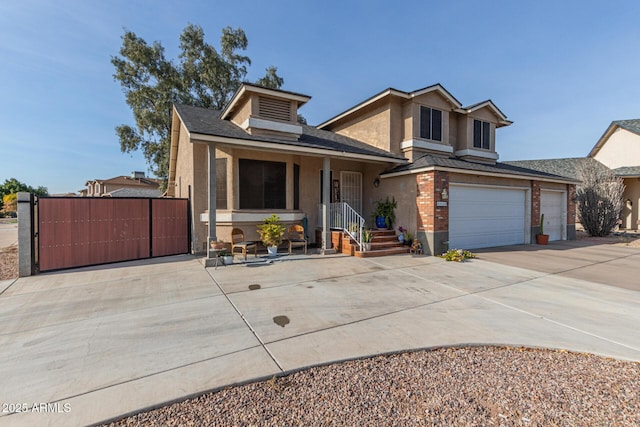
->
[
  {"left": 219, "top": 249, "right": 234, "bottom": 265},
  {"left": 372, "top": 196, "right": 397, "bottom": 229},
  {"left": 210, "top": 240, "right": 225, "bottom": 250},
  {"left": 257, "top": 214, "right": 286, "bottom": 257},
  {"left": 536, "top": 213, "right": 549, "bottom": 245},
  {"left": 404, "top": 230, "right": 413, "bottom": 246},
  {"left": 397, "top": 226, "right": 406, "bottom": 242},
  {"left": 362, "top": 229, "right": 373, "bottom": 252}
]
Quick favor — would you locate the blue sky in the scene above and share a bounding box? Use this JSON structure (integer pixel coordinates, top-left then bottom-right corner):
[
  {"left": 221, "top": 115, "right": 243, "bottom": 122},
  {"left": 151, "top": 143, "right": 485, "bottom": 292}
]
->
[{"left": 1, "top": 0, "right": 639, "bottom": 194}]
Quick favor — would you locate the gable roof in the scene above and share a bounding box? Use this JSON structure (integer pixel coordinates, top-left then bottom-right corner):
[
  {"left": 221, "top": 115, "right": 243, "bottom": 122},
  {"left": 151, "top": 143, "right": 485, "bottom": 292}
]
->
[
  {"left": 503, "top": 157, "right": 608, "bottom": 181},
  {"left": 85, "top": 176, "right": 161, "bottom": 188},
  {"left": 383, "top": 154, "right": 579, "bottom": 183},
  {"left": 174, "top": 104, "right": 406, "bottom": 162},
  {"left": 317, "top": 83, "right": 463, "bottom": 129},
  {"left": 456, "top": 100, "right": 512, "bottom": 126},
  {"left": 613, "top": 166, "right": 640, "bottom": 177},
  {"left": 589, "top": 119, "right": 640, "bottom": 157},
  {"left": 220, "top": 83, "right": 311, "bottom": 120}
]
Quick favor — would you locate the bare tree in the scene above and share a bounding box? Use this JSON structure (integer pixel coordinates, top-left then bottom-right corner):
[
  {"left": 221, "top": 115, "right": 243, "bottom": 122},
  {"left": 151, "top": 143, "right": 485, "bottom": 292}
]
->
[{"left": 575, "top": 160, "right": 625, "bottom": 236}]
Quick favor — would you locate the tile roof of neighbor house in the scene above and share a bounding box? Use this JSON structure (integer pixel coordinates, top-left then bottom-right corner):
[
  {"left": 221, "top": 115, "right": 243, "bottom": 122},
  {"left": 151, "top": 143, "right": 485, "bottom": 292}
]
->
[
  {"left": 106, "top": 188, "right": 163, "bottom": 198},
  {"left": 385, "top": 155, "right": 580, "bottom": 182},
  {"left": 503, "top": 157, "right": 609, "bottom": 181},
  {"left": 174, "top": 104, "right": 406, "bottom": 161},
  {"left": 613, "top": 166, "right": 640, "bottom": 177}
]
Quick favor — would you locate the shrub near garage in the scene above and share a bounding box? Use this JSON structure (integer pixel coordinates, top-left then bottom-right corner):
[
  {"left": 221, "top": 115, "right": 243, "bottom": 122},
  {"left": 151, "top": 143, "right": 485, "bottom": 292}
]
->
[{"left": 440, "top": 249, "right": 477, "bottom": 262}]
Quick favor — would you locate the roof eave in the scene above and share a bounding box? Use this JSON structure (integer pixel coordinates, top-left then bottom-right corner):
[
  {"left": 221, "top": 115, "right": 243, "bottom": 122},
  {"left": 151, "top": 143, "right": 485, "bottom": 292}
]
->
[
  {"left": 317, "top": 88, "right": 408, "bottom": 129},
  {"left": 188, "top": 132, "right": 407, "bottom": 164},
  {"left": 381, "top": 165, "right": 579, "bottom": 184},
  {"left": 167, "top": 106, "right": 187, "bottom": 196},
  {"left": 220, "top": 84, "right": 311, "bottom": 121}
]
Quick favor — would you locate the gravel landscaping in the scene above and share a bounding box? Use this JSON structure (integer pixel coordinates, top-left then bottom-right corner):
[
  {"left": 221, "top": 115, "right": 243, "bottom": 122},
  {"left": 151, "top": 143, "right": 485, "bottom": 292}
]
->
[
  {"left": 0, "top": 244, "right": 17, "bottom": 281},
  {"left": 106, "top": 346, "right": 639, "bottom": 426}
]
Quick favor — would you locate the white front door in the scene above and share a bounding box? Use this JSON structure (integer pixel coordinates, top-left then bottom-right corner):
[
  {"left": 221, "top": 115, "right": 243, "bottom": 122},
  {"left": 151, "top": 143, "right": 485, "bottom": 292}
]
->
[
  {"left": 340, "top": 171, "right": 362, "bottom": 213},
  {"left": 449, "top": 185, "right": 527, "bottom": 249},
  {"left": 540, "top": 190, "right": 565, "bottom": 241}
]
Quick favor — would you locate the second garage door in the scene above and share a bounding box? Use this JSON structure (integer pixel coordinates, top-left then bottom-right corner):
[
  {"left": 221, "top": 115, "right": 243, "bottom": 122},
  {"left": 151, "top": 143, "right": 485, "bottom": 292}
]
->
[
  {"left": 449, "top": 185, "right": 527, "bottom": 249},
  {"left": 540, "top": 190, "right": 564, "bottom": 241}
]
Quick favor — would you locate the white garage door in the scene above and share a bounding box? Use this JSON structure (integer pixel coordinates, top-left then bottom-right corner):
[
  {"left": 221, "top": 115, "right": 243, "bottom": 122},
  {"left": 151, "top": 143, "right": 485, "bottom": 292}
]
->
[
  {"left": 540, "top": 191, "right": 564, "bottom": 241},
  {"left": 449, "top": 186, "right": 526, "bottom": 249}
]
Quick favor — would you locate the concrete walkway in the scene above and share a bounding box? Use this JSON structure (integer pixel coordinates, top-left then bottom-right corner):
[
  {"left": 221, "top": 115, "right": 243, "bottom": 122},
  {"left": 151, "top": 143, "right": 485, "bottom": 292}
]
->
[{"left": 1, "top": 243, "right": 639, "bottom": 426}]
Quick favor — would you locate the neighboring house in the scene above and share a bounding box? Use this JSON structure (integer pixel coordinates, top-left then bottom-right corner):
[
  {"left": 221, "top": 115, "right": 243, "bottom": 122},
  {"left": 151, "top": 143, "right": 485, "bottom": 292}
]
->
[
  {"left": 104, "top": 188, "right": 163, "bottom": 198},
  {"left": 507, "top": 119, "right": 640, "bottom": 231},
  {"left": 84, "top": 172, "right": 162, "bottom": 197},
  {"left": 168, "top": 82, "right": 577, "bottom": 255},
  {"left": 589, "top": 119, "right": 640, "bottom": 230}
]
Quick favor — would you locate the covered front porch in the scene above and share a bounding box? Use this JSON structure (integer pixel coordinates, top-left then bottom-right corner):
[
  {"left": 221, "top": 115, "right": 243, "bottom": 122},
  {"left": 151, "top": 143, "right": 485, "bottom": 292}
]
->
[{"left": 196, "top": 142, "right": 408, "bottom": 258}]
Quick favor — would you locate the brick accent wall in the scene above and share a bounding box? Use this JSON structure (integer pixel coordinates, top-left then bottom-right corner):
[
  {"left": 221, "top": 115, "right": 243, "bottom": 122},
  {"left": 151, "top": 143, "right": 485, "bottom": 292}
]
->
[
  {"left": 416, "top": 170, "right": 449, "bottom": 232},
  {"left": 567, "top": 184, "right": 577, "bottom": 224},
  {"left": 531, "top": 180, "right": 541, "bottom": 227}
]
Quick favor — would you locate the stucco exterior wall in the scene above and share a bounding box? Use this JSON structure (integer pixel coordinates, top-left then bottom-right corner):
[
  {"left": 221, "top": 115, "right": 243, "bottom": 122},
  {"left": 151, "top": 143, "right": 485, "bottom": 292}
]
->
[
  {"left": 621, "top": 179, "right": 640, "bottom": 229},
  {"left": 229, "top": 96, "right": 252, "bottom": 127},
  {"left": 331, "top": 101, "right": 392, "bottom": 152},
  {"left": 367, "top": 170, "right": 416, "bottom": 232},
  {"left": 593, "top": 128, "right": 640, "bottom": 169}
]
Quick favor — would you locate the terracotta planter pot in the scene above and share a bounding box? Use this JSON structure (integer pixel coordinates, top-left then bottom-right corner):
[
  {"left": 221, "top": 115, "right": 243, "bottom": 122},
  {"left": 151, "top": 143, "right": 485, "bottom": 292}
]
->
[{"left": 536, "top": 234, "right": 549, "bottom": 245}]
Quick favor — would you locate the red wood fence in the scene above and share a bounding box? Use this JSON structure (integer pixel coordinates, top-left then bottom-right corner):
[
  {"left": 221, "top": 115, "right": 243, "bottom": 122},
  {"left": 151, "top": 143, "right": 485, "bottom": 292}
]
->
[{"left": 38, "top": 197, "right": 189, "bottom": 272}]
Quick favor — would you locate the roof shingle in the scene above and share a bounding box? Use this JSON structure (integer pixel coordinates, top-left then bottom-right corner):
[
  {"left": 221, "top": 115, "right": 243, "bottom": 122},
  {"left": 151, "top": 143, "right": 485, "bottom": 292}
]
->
[
  {"left": 174, "top": 104, "right": 406, "bottom": 161},
  {"left": 386, "top": 155, "right": 579, "bottom": 182}
]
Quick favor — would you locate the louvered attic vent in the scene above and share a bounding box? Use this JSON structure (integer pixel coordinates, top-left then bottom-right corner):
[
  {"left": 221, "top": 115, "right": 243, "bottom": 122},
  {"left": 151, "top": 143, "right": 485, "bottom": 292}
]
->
[{"left": 258, "top": 96, "right": 291, "bottom": 122}]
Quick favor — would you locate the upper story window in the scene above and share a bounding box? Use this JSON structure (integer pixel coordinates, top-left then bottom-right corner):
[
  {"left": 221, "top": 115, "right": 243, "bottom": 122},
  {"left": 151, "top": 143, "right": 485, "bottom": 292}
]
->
[
  {"left": 419, "top": 106, "right": 442, "bottom": 141},
  {"left": 473, "top": 120, "right": 491, "bottom": 150},
  {"left": 95, "top": 183, "right": 100, "bottom": 194}
]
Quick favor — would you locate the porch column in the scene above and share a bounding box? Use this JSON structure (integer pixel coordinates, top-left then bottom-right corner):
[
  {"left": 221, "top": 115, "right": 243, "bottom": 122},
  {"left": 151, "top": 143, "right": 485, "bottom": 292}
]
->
[
  {"left": 322, "top": 156, "right": 332, "bottom": 252},
  {"left": 207, "top": 143, "right": 217, "bottom": 257}
]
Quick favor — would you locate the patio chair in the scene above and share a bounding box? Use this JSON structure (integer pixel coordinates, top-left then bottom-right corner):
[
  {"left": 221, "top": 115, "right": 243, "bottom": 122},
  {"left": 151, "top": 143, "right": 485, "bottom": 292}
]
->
[
  {"left": 231, "top": 228, "right": 257, "bottom": 260},
  {"left": 288, "top": 224, "right": 308, "bottom": 255}
]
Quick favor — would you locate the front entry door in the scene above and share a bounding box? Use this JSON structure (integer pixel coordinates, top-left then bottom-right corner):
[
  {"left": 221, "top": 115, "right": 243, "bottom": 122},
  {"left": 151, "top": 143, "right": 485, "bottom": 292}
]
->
[{"left": 340, "top": 171, "right": 363, "bottom": 214}]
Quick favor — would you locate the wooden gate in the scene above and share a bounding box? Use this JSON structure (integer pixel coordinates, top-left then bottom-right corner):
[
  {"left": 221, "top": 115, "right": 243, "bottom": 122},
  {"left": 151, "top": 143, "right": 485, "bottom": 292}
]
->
[{"left": 38, "top": 197, "right": 189, "bottom": 272}]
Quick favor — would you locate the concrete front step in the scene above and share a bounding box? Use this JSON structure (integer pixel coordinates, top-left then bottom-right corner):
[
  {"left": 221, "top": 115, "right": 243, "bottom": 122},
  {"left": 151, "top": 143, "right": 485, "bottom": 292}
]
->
[{"left": 355, "top": 246, "right": 411, "bottom": 258}]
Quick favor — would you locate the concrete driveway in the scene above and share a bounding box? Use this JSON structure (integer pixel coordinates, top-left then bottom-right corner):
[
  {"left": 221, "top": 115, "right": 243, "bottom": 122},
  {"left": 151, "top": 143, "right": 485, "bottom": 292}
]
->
[
  {"left": 1, "top": 242, "right": 639, "bottom": 426},
  {"left": 0, "top": 221, "right": 18, "bottom": 248}
]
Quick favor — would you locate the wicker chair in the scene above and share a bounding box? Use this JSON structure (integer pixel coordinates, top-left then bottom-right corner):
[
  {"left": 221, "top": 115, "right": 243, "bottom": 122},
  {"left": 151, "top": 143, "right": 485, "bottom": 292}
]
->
[
  {"left": 231, "top": 228, "right": 257, "bottom": 260},
  {"left": 288, "top": 224, "right": 308, "bottom": 255}
]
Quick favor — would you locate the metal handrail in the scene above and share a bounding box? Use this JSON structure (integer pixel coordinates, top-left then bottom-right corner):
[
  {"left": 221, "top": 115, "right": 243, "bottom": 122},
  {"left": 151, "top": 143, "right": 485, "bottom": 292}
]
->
[{"left": 329, "top": 202, "right": 365, "bottom": 250}]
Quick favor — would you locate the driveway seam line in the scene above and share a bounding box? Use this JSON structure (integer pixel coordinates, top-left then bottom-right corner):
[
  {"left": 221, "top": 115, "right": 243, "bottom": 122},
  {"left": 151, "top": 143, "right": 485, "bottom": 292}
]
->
[
  {"left": 205, "top": 269, "right": 285, "bottom": 372},
  {"left": 0, "top": 278, "right": 18, "bottom": 297},
  {"left": 472, "top": 294, "right": 640, "bottom": 352},
  {"left": 398, "top": 260, "right": 640, "bottom": 353},
  {"left": 0, "top": 292, "right": 230, "bottom": 337},
  {"left": 0, "top": 345, "right": 265, "bottom": 418}
]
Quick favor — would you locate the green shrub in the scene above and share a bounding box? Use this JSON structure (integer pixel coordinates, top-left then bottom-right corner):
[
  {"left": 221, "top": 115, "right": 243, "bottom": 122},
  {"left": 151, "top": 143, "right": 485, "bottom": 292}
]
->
[{"left": 440, "top": 249, "right": 477, "bottom": 262}]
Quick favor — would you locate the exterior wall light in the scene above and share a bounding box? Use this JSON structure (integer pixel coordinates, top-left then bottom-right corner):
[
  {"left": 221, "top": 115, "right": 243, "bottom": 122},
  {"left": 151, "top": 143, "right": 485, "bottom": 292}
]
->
[
  {"left": 441, "top": 188, "right": 448, "bottom": 200},
  {"left": 373, "top": 178, "right": 380, "bottom": 188}
]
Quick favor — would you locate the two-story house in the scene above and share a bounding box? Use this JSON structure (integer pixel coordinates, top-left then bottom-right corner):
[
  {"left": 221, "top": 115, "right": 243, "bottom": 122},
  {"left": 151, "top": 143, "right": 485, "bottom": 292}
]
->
[
  {"left": 168, "top": 83, "right": 577, "bottom": 256},
  {"left": 84, "top": 172, "right": 163, "bottom": 198}
]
